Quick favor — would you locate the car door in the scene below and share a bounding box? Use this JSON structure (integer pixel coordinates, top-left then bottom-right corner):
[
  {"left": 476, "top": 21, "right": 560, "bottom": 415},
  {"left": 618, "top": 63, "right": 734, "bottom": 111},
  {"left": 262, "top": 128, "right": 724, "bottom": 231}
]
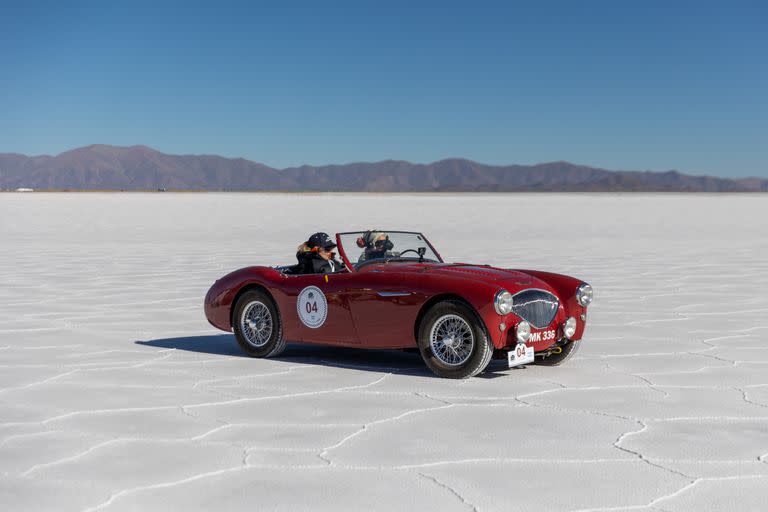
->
[
  {"left": 341, "top": 269, "right": 426, "bottom": 348},
  {"left": 280, "top": 272, "right": 360, "bottom": 345}
]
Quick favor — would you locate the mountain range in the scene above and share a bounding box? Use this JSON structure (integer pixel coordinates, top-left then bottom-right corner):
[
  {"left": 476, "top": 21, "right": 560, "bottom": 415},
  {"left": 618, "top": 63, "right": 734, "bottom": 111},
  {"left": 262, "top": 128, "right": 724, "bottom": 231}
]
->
[{"left": 1, "top": 145, "right": 765, "bottom": 192}]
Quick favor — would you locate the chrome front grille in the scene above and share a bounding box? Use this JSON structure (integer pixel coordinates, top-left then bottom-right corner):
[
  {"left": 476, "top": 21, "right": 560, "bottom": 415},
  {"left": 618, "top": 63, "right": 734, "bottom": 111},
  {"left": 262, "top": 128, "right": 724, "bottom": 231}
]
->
[{"left": 511, "top": 289, "right": 559, "bottom": 328}]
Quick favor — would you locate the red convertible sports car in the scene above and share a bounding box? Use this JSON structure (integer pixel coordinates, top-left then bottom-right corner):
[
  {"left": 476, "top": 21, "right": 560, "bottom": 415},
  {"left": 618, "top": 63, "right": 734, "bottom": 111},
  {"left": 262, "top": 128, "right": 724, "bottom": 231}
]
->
[{"left": 204, "top": 231, "right": 593, "bottom": 378}]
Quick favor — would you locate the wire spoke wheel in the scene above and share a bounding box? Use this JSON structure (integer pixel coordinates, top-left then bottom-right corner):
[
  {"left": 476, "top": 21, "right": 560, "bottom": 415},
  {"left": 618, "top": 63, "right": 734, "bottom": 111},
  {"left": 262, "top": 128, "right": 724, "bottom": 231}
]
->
[
  {"left": 429, "top": 314, "right": 475, "bottom": 367},
  {"left": 418, "top": 301, "right": 493, "bottom": 378},
  {"left": 240, "top": 300, "right": 273, "bottom": 347}
]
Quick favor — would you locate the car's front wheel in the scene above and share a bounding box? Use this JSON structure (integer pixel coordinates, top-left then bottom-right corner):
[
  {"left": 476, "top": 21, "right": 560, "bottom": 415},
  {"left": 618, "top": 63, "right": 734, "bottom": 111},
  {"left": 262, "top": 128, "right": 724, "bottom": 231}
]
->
[
  {"left": 417, "top": 301, "right": 493, "bottom": 379},
  {"left": 233, "top": 289, "right": 286, "bottom": 358}
]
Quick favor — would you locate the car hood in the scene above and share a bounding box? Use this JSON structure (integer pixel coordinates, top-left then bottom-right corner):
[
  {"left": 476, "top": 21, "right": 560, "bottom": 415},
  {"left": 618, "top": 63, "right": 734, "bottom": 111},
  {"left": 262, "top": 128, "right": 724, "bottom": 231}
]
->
[{"left": 421, "top": 263, "right": 555, "bottom": 293}]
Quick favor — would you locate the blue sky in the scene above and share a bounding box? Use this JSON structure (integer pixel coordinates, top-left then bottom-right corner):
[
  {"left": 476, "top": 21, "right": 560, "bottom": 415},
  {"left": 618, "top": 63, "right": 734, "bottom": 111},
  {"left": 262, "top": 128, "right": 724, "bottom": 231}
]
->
[{"left": 1, "top": 0, "right": 766, "bottom": 176}]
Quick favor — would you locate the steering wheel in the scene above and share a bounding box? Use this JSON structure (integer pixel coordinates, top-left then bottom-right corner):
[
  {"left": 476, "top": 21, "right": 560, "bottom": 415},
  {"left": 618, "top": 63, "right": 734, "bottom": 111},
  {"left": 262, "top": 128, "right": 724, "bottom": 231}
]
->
[{"left": 397, "top": 249, "right": 420, "bottom": 257}]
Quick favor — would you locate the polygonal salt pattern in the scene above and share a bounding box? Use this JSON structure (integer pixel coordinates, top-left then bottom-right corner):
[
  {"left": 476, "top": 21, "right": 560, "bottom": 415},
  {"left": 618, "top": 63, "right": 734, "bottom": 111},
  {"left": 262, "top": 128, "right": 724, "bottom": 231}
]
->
[{"left": 1, "top": 193, "right": 767, "bottom": 511}]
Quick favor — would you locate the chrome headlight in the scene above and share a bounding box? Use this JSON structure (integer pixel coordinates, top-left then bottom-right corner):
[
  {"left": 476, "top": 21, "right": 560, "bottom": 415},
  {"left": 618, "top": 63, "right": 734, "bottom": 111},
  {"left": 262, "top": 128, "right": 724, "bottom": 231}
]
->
[
  {"left": 576, "top": 283, "right": 593, "bottom": 307},
  {"left": 563, "top": 316, "right": 577, "bottom": 339},
  {"left": 494, "top": 290, "right": 514, "bottom": 315},
  {"left": 515, "top": 321, "right": 531, "bottom": 343}
]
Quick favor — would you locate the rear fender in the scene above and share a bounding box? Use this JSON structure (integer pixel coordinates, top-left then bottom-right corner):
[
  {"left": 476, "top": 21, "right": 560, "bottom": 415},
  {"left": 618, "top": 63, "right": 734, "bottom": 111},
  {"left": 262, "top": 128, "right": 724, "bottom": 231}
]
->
[{"left": 204, "top": 266, "right": 284, "bottom": 332}]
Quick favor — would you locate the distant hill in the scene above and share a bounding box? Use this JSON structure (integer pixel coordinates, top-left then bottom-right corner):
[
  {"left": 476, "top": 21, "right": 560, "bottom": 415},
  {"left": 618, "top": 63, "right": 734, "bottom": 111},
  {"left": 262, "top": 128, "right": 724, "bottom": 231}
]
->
[{"left": 1, "top": 145, "right": 766, "bottom": 192}]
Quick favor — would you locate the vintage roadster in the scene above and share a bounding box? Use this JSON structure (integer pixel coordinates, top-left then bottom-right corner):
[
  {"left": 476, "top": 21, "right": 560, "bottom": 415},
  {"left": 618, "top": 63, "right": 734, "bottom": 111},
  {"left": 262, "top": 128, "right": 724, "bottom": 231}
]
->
[{"left": 204, "top": 231, "right": 593, "bottom": 378}]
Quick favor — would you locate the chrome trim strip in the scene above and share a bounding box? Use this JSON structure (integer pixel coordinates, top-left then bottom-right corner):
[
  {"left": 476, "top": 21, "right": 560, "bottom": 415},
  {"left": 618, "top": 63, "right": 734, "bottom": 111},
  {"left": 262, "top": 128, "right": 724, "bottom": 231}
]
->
[
  {"left": 377, "top": 291, "right": 412, "bottom": 297},
  {"left": 511, "top": 287, "right": 554, "bottom": 299}
]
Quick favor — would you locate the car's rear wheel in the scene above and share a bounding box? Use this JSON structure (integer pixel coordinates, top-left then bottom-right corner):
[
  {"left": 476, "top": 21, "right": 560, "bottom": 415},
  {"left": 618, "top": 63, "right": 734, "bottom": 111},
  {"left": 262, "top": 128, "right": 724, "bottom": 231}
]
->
[
  {"left": 233, "top": 289, "right": 286, "bottom": 358},
  {"left": 535, "top": 339, "right": 580, "bottom": 366},
  {"left": 417, "top": 301, "right": 493, "bottom": 379}
]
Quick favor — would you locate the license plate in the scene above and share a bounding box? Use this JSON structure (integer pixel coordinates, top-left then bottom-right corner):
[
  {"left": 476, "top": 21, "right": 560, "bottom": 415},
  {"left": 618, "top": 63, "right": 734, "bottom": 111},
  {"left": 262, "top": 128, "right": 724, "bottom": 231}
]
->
[{"left": 508, "top": 343, "right": 535, "bottom": 368}]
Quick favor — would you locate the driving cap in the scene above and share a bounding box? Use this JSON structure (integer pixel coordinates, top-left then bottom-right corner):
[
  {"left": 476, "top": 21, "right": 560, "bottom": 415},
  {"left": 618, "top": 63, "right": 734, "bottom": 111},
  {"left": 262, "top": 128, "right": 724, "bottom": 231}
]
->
[{"left": 306, "top": 232, "right": 337, "bottom": 250}]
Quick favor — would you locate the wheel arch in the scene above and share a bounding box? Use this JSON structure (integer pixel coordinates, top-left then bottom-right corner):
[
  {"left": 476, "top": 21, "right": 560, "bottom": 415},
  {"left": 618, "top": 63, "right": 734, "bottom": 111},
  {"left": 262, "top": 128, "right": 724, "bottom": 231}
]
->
[
  {"left": 413, "top": 293, "right": 489, "bottom": 344},
  {"left": 230, "top": 282, "right": 279, "bottom": 329}
]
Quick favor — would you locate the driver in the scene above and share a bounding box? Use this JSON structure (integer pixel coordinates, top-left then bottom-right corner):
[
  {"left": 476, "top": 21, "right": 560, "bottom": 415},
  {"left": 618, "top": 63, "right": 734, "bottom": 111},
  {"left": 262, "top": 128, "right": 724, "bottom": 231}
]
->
[
  {"left": 296, "top": 232, "right": 342, "bottom": 274},
  {"left": 357, "top": 230, "right": 395, "bottom": 262}
]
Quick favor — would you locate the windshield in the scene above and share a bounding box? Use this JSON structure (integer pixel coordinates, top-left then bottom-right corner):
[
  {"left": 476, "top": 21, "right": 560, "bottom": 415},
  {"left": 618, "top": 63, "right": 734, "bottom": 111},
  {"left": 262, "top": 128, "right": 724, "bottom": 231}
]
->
[{"left": 337, "top": 231, "right": 442, "bottom": 269}]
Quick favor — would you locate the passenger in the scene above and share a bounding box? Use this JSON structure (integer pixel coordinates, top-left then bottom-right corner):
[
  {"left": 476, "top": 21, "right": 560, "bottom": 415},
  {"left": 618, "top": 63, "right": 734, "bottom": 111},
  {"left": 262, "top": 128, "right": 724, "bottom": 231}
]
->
[
  {"left": 357, "top": 230, "right": 394, "bottom": 262},
  {"left": 295, "top": 232, "right": 342, "bottom": 274}
]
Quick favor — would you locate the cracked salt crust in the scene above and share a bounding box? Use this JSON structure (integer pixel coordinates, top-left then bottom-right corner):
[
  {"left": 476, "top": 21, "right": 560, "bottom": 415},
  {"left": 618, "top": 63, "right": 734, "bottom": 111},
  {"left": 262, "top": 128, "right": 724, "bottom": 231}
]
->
[{"left": 1, "top": 193, "right": 768, "bottom": 511}]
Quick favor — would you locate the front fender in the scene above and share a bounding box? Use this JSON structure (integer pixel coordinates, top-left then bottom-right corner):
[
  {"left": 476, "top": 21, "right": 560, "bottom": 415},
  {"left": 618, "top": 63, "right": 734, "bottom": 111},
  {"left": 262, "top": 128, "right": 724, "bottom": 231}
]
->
[
  {"left": 516, "top": 269, "right": 589, "bottom": 341},
  {"left": 420, "top": 274, "right": 507, "bottom": 348}
]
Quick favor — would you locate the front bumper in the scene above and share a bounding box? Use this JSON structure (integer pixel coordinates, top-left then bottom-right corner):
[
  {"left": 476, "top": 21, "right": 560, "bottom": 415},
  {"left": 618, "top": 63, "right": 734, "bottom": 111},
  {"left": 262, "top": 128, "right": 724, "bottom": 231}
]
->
[{"left": 497, "top": 311, "right": 586, "bottom": 352}]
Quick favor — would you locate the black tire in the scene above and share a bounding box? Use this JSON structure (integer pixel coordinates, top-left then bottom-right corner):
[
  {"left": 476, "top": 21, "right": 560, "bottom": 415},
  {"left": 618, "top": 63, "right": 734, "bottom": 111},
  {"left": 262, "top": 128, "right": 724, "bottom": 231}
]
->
[
  {"left": 417, "top": 301, "right": 493, "bottom": 379},
  {"left": 535, "top": 339, "right": 581, "bottom": 366},
  {"left": 232, "top": 290, "right": 286, "bottom": 358}
]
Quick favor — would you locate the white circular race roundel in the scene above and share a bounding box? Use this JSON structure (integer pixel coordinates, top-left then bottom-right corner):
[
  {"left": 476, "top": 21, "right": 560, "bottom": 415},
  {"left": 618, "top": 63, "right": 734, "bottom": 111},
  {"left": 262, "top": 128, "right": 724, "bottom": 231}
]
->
[{"left": 296, "top": 286, "right": 328, "bottom": 328}]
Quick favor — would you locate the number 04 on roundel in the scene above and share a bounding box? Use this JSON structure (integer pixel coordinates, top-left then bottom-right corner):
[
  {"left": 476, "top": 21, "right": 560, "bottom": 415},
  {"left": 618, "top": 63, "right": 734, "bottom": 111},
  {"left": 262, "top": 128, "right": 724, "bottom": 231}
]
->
[{"left": 204, "top": 231, "right": 594, "bottom": 379}]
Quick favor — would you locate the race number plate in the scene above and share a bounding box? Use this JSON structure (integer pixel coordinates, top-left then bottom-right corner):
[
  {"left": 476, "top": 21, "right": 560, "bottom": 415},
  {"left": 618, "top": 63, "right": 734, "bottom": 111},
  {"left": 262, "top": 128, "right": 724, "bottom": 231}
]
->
[
  {"left": 296, "top": 286, "right": 328, "bottom": 328},
  {"left": 508, "top": 343, "right": 535, "bottom": 368}
]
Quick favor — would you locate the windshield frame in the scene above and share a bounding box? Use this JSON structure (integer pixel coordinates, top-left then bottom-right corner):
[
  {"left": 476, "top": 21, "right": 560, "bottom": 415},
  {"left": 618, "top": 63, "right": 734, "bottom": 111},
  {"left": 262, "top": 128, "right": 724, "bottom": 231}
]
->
[{"left": 335, "top": 231, "right": 443, "bottom": 272}]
